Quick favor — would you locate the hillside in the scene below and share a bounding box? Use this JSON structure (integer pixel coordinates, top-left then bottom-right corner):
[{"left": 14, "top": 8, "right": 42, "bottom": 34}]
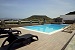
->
[
  {"left": 22, "top": 15, "right": 52, "bottom": 21},
  {"left": 66, "top": 11, "right": 75, "bottom": 15}
]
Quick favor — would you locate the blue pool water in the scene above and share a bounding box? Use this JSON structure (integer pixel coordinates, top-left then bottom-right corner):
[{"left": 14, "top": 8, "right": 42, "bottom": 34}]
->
[{"left": 23, "top": 24, "right": 68, "bottom": 33}]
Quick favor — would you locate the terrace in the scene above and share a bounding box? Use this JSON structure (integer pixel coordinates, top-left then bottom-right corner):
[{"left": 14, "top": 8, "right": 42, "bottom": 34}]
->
[{"left": 0, "top": 24, "right": 75, "bottom": 50}]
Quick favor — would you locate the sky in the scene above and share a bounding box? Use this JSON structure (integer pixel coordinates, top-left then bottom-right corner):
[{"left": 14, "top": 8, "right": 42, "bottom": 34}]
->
[{"left": 0, "top": 0, "right": 75, "bottom": 19}]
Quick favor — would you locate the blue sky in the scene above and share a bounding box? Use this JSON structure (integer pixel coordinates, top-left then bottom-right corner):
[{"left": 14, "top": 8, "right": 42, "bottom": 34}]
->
[{"left": 0, "top": 0, "right": 75, "bottom": 19}]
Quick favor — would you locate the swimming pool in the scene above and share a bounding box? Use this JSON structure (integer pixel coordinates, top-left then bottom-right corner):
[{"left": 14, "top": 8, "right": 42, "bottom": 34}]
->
[{"left": 23, "top": 24, "right": 68, "bottom": 34}]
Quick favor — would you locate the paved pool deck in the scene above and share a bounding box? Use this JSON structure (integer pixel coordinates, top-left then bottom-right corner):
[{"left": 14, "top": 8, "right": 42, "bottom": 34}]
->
[
  {"left": 0, "top": 27, "right": 75, "bottom": 50},
  {"left": 65, "top": 34, "right": 75, "bottom": 50}
]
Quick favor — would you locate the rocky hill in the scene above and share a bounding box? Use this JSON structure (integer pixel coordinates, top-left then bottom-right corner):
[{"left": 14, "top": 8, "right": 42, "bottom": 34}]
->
[
  {"left": 22, "top": 15, "right": 52, "bottom": 21},
  {"left": 66, "top": 11, "right": 75, "bottom": 15}
]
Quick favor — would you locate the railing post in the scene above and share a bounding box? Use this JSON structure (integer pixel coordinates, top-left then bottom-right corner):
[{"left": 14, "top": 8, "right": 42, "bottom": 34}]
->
[
  {"left": 30, "top": 20, "right": 32, "bottom": 24},
  {"left": 18, "top": 20, "right": 21, "bottom": 25},
  {"left": 1, "top": 20, "right": 5, "bottom": 27},
  {"left": 38, "top": 20, "right": 40, "bottom": 24}
]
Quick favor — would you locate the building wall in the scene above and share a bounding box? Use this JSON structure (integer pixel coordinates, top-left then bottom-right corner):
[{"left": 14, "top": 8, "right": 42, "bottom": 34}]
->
[{"left": 60, "top": 15, "right": 75, "bottom": 20}]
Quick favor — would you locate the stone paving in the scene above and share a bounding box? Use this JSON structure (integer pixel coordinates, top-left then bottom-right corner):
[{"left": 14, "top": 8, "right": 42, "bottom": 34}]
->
[{"left": 65, "top": 35, "right": 75, "bottom": 50}]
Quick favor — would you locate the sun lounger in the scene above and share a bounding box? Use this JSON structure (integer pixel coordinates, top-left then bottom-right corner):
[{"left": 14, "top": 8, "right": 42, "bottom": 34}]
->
[
  {"left": 0, "top": 28, "right": 21, "bottom": 35},
  {"left": 62, "top": 24, "right": 75, "bottom": 33},
  {"left": 0, "top": 28, "right": 9, "bottom": 34},
  {"left": 1, "top": 32, "right": 38, "bottom": 50}
]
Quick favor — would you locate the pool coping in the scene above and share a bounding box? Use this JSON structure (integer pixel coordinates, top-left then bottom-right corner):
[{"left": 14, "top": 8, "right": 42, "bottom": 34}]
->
[
  {"left": 19, "top": 27, "right": 64, "bottom": 35},
  {"left": 19, "top": 24, "right": 69, "bottom": 35}
]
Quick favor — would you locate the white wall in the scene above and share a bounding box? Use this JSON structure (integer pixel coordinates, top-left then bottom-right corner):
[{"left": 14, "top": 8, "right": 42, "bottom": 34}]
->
[{"left": 60, "top": 15, "right": 75, "bottom": 20}]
